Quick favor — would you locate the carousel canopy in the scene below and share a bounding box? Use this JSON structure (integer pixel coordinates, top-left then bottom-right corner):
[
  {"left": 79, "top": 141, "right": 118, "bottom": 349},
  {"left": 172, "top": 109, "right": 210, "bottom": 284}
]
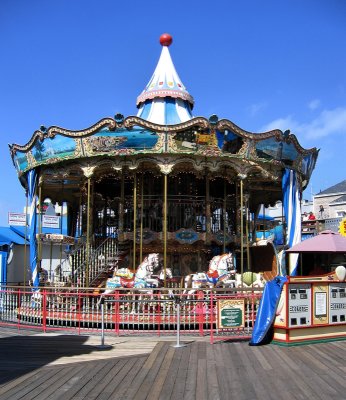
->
[
  {"left": 136, "top": 33, "right": 194, "bottom": 125},
  {"left": 9, "top": 33, "right": 319, "bottom": 199}
]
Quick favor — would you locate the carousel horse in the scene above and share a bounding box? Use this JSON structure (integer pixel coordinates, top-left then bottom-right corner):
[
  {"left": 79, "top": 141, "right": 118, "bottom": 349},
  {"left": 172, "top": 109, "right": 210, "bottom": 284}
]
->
[
  {"left": 183, "top": 253, "right": 236, "bottom": 296},
  {"left": 102, "top": 253, "right": 160, "bottom": 292},
  {"left": 152, "top": 266, "right": 174, "bottom": 285},
  {"left": 29, "top": 267, "right": 50, "bottom": 308},
  {"left": 131, "top": 266, "right": 174, "bottom": 313},
  {"left": 97, "top": 253, "right": 163, "bottom": 306}
]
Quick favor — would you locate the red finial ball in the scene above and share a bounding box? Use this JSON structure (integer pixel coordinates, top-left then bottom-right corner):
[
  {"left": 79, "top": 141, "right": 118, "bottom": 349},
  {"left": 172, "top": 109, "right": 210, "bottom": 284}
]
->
[{"left": 159, "top": 33, "right": 173, "bottom": 46}]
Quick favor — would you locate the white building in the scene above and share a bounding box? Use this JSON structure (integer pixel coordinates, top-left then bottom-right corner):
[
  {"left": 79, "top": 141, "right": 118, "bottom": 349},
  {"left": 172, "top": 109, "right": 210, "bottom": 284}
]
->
[{"left": 313, "top": 180, "right": 346, "bottom": 219}]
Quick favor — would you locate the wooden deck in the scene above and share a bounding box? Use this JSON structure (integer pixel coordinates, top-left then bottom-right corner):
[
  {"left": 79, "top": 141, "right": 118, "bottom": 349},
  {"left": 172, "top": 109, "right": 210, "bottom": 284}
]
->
[{"left": 0, "top": 327, "right": 345, "bottom": 399}]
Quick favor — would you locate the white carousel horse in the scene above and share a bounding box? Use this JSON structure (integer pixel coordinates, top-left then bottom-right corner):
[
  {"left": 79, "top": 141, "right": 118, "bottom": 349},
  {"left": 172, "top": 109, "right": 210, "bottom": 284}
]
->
[
  {"left": 29, "top": 267, "right": 50, "bottom": 308},
  {"left": 183, "top": 253, "right": 236, "bottom": 296},
  {"left": 100, "top": 261, "right": 174, "bottom": 312},
  {"left": 101, "top": 253, "right": 160, "bottom": 293},
  {"left": 152, "top": 266, "right": 174, "bottom": 284},
  {"left": 131, "top": 266, "right": 174, "bottom": 313},
  {"left": 98, "top": 253, "right": 164, "bottom": 307}
]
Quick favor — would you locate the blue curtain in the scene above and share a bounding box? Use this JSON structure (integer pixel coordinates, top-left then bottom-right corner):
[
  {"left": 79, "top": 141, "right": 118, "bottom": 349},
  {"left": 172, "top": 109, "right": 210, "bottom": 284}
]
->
[
  {"left": 249, "top": 276, "right": 288, "bottom": 345},
  {"left": 282, "top": 169, "right": 301, "bottom": 275},
  {"left": 27, "top": 170, "right": 39, "bottom": 288},
  {"left": 0, "top": 251, "right": 7, "bottom": 285}
]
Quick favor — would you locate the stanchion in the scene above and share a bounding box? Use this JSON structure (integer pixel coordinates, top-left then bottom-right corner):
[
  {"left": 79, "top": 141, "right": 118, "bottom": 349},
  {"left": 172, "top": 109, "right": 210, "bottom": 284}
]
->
[
  {"left": 97, "top": 298, "right": 113, "bottom": 350},
  {"left": 172, "top": 295, "right": 187, "bottom": 348}
]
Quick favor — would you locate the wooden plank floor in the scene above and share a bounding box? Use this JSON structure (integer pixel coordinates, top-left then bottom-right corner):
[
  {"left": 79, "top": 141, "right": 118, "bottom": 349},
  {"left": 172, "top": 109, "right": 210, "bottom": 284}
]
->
[{"left": 0, "top": 328, "right": 345, "bottom": 399}]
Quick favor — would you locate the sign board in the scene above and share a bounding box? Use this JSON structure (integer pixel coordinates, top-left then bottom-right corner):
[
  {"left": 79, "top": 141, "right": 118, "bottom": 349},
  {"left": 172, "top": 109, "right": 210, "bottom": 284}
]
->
[
  {"left": 339, "top": 217, "right": 346, "bottom": 237},
  {"left": 217, "top": 299, "right": 245, "bottom": 329},
  {"left": 314, "top": 292, "right": 327, "bottom": 317},
  {"left": 8, "top": 212, "right": 26, "bottom": 226},
  {"left": 37, "top": 233, "right": 75, "bottom": 245},
  {"left": 42, "top": 215, "right": 60, "bottom": 229}
]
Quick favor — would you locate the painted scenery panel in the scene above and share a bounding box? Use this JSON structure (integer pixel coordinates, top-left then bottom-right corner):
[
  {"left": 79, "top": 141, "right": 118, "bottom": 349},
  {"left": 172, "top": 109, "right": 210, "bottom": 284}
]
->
[
  {"left": 281, "top": 142, "right": 299, "bottom": 164},
  {"left": 216, "top": 130, "right": 244, "bottom": 154},
  {"left": 13, "top": 150, "right": 28, "bottom": 173},
  {"left": 172, "top": 128, "right": 219, "bottom": 152},
  {"left": 256, "top": 138, "right": 298, "bottom": 164},
  {"left": 302, "top": 154, "right": 317, "bottom": 178},
  {"left": 172, "top": 128, "right": 197, "bottom": 151},
  {"left": 32, "top": 135, "right": 77, "bottom": 163},
  {"left": 116, "top": 127, "right": 158, "bottom": 150},
  {"left": 92, "top": 127, "right": 159, "bottom": 151}
]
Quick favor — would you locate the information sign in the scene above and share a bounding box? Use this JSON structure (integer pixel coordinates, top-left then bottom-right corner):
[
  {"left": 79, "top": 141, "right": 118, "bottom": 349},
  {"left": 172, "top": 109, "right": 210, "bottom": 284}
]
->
[
  {"left": 314, "top": 292, "right": 327, "bottom": 317},
  {"left": 42, "top": 215, "right": 60, "bottom": 229},
  {"left": 217, "top": 299, "right": 245, "bottom": 329},
  {"left": 8, "top": 212, "right": 26, "bottom": 226}
]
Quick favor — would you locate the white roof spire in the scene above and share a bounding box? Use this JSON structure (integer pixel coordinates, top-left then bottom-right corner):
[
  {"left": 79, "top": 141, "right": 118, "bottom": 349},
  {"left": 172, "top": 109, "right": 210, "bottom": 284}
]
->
[{"left": 136, "top": 34, "right": 194, "bottom": 125}]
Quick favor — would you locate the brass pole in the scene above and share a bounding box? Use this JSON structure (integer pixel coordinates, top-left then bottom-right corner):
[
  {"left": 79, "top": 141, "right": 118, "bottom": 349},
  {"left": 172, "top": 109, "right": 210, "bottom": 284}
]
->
[
  {"left": 60, "top": 201, "right": 63, "bottom": 234},
  {"left": 246, "top": 196, "right": 250, "bottom": 271},
  {"left": 163, "top": 174, "right": 168, "bottom": 287},
  {"left": 78, "top": 192, "right": 82, "bottom": 238},
  {"left": 240, "top": 179, "right": 244, "bottom": 284},
  {"left": 223, "top": 179, "right": 227, "bottom": 253},
  {"left": 119, "top": 173, "right": 124, "bottom": 236},
  {"left": 50, "top": 242, "right": 53, "bottom": 281},
  {"left": 86, "top": 177, "right": 91, "bottom": 287},
  {"left": 140, "top": 174, "right": 144, "bottom": 263},
  {"left": 60, "top": 200, "right": 63, "bottom": 281},
  {"left": 133, "top": 173, "right": 137, "bottom": 271},
  {"left": 206, "top": 174, "right": 211, "bottom": 242}
]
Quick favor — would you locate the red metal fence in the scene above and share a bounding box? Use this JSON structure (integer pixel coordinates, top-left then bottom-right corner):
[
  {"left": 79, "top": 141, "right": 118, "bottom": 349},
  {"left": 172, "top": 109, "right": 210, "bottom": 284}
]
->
[{"left": 0, "top": 287, "right": 262, "bottom": 344}]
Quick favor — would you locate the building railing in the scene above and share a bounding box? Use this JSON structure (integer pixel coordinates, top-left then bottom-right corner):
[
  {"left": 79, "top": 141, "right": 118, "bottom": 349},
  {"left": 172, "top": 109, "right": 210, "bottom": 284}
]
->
[
  {"left": 301, "top": 217, "right": 343, "bottom": 238},
  {"left": 324, "top": 217, "right": 343, "bottom": 232},
  {"left": 301, "top": 220, "right": 318, "bottom": 236}
]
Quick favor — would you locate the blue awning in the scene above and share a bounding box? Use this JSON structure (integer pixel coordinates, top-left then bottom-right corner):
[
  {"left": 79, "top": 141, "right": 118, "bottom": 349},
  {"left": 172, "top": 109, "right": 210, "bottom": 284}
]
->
[
  {"left": 0, "top": 226, "right": 28, "bottom": 245},
  {"left": 257, "top": 214, "right": 274, "bottom": 221}
]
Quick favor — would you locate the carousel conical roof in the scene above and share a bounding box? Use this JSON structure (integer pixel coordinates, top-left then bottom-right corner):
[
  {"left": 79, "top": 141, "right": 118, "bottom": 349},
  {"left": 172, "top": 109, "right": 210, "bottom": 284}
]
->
[{"left": 136, "top": 33, "right": 194, "bottom": 125}]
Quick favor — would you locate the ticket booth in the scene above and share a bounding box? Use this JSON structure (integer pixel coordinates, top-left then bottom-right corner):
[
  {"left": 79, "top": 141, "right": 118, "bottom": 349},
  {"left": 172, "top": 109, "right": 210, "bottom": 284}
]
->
[{"left": 273, "top": 267, "right": 346, "bottom": 345}]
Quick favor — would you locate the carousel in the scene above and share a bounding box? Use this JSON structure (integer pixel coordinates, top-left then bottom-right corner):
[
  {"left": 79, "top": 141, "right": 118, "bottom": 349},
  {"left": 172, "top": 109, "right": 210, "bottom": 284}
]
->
[{"left": 9, "top": 33, "right": 319, "bottom": 293}]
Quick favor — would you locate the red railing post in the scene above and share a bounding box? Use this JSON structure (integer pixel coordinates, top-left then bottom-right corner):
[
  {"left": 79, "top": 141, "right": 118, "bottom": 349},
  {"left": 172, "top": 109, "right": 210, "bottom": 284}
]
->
[
  {"left": 157, "top": 291, "right": 161, "bottom": 337},
  {"left": 114, "top": 291, "right": 120, "bottom": 335},
  {"left": 251, "top": 289, "right": 255, "bottom": 329},
  {"left": 17, "top": 287, "right": 22, "bottom": 331},
  {"left": 197, "top": 290, "right": 204, "bottom": 336},
  {"left": 42, "top": 289, "right": 47, "bottom": 333},
  {"left": 210, "top": 290, "right": 214, "bottom": 344},
  {"left": 78, "top": 292, "right": 81, "bottom": 335}
]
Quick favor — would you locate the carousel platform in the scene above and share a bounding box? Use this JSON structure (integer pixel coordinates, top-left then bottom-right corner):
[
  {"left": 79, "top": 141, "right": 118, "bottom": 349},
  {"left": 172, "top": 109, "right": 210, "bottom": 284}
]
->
[{"left": 1, "top": 326, "right": 345, "bottom": 399}]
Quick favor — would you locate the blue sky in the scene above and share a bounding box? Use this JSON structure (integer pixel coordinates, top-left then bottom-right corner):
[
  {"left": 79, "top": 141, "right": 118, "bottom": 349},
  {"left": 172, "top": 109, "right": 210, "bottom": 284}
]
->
[{"left": 1, "top": 0, "right": 345, "bottom": 225}]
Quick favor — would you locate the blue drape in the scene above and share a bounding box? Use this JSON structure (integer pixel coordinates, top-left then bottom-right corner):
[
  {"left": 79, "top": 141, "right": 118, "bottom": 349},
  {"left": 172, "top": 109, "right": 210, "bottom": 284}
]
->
[
  {"left": 0, "top": 251, "right": 7, "bottom": 285},
  {"left": 27, "top": 170, "right": 39, "bottom": 288},
  {"left": 249, "top": 276, "right": 287, "bottom": 345},
  {"left": 282, "top": 168, "right": 301, "bottom": 276}
]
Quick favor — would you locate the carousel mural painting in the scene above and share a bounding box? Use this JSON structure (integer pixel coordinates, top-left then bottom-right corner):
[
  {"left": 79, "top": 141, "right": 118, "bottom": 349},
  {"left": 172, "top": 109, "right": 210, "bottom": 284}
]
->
[{"left": 9, "top": 33, "right": 319, "bottom": 298}]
